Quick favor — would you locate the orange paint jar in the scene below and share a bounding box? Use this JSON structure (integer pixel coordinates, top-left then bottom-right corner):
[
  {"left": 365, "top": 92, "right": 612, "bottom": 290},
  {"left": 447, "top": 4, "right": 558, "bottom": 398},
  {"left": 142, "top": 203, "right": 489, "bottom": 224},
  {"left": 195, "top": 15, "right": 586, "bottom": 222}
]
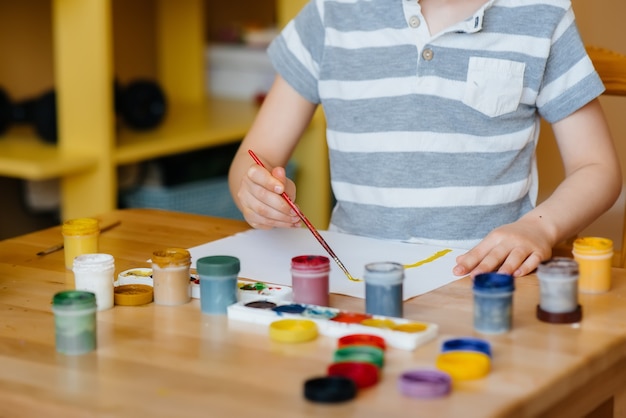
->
[
  {"left": 151, "top": 248, "right": 191, "bottom": 306},
  {"left": 62, "top": 218, "right": 100, "bottom": 270},
  {"left": 572, "top": 237, "right": 613, "bottom": 294}
]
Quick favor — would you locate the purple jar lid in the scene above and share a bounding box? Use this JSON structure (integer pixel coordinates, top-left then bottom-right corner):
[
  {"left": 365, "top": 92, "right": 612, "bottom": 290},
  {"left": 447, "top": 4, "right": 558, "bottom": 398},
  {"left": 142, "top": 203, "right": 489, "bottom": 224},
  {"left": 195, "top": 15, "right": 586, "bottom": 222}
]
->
[{"left": 398, "top": 369, "right": 452, "bottom": 399}]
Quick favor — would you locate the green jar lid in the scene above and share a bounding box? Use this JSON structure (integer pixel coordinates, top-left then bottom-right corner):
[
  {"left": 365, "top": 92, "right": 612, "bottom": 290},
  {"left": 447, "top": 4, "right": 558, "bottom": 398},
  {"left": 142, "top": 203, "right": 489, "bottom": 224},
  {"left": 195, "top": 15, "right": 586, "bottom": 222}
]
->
[
  {"left": 333, "top": 345, "right": 385, "bottom": 369},
  {"left": 197, "top": 255, "right": 240, "bottom": 276},
  {"left": 52, "top": 290, "right": 97, "bottom": 310}
]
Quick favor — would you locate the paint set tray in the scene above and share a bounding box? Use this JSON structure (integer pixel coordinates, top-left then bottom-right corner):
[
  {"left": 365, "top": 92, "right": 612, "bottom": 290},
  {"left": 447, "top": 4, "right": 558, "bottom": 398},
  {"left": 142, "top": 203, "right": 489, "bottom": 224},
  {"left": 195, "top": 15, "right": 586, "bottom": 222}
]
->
[{"left": 227, "top": 300, "right": 439, "bottom": 351}]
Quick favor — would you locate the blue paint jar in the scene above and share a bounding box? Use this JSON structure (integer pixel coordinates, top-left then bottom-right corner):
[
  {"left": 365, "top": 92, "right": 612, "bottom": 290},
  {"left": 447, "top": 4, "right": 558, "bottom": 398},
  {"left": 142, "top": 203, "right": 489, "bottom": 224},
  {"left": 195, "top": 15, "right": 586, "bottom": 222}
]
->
[
  {"left": 197, "top": 255, "right": 240, "bottom": 315},
  {"left": 473, "top": 273, "right": 515, "bottom": 334},
  {"left": 364, "top": 262, "right": 404, "bottom": 318}
]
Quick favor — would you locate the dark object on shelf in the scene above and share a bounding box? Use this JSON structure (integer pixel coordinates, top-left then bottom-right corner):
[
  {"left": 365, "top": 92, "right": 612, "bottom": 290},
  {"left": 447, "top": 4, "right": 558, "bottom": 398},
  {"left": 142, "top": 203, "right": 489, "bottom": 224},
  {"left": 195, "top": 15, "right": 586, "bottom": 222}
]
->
[
  {"left": 0, "top": 88, "right": 58, "bottom": 144},
  {"left": 0, "top": 79, "right": 167, "bottom": 144},
  {"left": 115, "top": 79, "right": 167, "bottom": 131}
]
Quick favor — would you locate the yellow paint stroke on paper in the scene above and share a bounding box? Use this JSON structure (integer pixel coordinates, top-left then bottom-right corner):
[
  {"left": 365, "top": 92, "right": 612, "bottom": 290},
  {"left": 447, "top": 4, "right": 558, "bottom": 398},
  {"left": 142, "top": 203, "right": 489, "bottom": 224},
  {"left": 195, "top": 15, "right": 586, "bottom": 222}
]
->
[{"left": 404, "top": 249, "right": 453, "bottom": 270}]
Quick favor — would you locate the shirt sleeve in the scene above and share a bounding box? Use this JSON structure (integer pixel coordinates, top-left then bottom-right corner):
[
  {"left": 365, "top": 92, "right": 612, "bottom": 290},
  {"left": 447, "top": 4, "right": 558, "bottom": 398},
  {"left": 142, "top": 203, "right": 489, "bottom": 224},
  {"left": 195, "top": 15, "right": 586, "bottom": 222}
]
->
[
  {"left": 536, "top": 6, "right": 605, "bottom": 123},
  {"left": 267, "top": 0, "right": 325, "bottom": 104}
]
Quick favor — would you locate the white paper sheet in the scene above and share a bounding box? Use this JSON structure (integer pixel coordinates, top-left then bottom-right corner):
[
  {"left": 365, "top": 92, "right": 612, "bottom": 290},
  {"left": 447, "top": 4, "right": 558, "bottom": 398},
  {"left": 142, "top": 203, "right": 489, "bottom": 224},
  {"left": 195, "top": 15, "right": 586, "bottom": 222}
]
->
[{"left": 188, "top": 228, "right": 467, "bottom": 300}]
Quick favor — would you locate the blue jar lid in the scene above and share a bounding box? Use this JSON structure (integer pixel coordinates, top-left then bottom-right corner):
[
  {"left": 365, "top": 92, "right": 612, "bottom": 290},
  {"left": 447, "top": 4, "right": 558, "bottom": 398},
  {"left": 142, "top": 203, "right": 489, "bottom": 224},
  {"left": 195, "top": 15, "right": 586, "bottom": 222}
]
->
[
  {"left": 473, "top": 272, "right": 514, "bottom": 292},
  {"left": 441, "top": 337, "right": 492, "bottom": 358},
  {"left": 197, "top": 255, "right": 240, "bottom": 276}
]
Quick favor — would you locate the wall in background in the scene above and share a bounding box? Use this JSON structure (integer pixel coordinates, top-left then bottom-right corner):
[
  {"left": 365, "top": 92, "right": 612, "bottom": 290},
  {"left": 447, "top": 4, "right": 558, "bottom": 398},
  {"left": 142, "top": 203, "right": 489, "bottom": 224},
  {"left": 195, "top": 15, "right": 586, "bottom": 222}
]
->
[{"left": 537, "top": 0, "right": 626, "bottom": 248}]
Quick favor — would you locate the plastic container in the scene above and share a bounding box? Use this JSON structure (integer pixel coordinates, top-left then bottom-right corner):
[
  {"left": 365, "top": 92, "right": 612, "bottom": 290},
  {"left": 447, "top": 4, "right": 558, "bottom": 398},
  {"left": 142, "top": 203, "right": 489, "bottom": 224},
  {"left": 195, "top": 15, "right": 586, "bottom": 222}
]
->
[
  {"left": 72, "top": 253, "right": 115, "bottom": 311},
  {"left": 291, "top": 255, "right": 330, "bottom": 307},
  {"left": 536, "top": 257, "right": 582, "bottom": 323},
  {"left": 196, "top": 255, "right": 240, "bottom": 314},
  {"left": 151, "top": 248, "right": 191, "bottom": 306},
  {"left": 62, "top": 218, "right": 100, "bottom": 270},
  {"left": 473, "top": 273, "right": 515, "bottom": 334},
  {"left": 573, "top": 237, "right": 613, "bottom": 293},
  {"left": 52, "top": 290, "right": 97, "bottom": 355},
  {"left": 364, "top": 262, "right": 404, "bottom": 318}
]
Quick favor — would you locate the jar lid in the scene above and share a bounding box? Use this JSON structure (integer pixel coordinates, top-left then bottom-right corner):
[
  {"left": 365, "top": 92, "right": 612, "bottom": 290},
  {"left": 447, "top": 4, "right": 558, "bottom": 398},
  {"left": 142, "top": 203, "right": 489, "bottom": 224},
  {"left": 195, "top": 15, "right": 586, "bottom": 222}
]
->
[
  {"left": 303, "top": 376, "right": 357, "bottom": 403},
  {"left": 269, "top": 319, "right": 318, "bottom": 343},
  {"left": 435, "top": 351, "right": 491, "bottom": 381},
  {"left": 73, "top": 253, "right": 115, "bottom": 272},
  {"left": 537, "top": 257, "right": 579, "bottom": 277},
  {"left": 573, "top": 237, "right": 613, "bottom": 255},
  {"left": 441, "top": 337, "right": 492, "bottom": 358},
  {"left": 52, "top": 290, "right": 97, "bottom": 310},
  {"left": 152, "top": 248, "right": 191, "bottom": 267},
  {"left": 398, "top": 369, "right": 452, "bottom": 398},
  {"left": 196, "top": 255, "right": 240, "bottom": 276},
  {"left": 62, "top": 218, "right": 100, "bottom": 236},
  {"left": 337, "top": 334, "right": 386, "bottom": 351},
  {"left": 291, "top": 255, "right": 330, "bottom": 272},
  {"left": 327, "top": 361, "right": 380, "bottom": 389},
  {"left": 363, "top": 261, "right": 404, "bottom": 285},
  {"left": 333, "top": 345, "right": 385, "bottom": 369},
  {"left": 114, "top": 284, "right": 153, "bottom": 306},
  {"left": 473, "top": 272, "right": 514, "bottom": 292}
]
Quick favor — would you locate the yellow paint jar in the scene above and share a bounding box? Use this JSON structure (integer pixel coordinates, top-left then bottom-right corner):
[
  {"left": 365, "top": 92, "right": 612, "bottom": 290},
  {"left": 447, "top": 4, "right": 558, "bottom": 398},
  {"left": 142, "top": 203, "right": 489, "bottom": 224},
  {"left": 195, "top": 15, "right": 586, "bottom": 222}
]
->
[
  {"left": 62, "top": 218, "right": 100, "bottom": 270},
  {"left": 572, "top": 237, "right": 613, "bottom": 294}
]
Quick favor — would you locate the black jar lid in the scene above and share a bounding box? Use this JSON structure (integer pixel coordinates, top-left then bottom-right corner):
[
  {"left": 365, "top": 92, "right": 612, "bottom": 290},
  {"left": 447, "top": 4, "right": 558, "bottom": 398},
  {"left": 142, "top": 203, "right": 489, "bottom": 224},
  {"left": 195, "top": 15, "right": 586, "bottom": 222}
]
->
[{"left": 304, "top": 376, "right": 357, "bottom": 403}]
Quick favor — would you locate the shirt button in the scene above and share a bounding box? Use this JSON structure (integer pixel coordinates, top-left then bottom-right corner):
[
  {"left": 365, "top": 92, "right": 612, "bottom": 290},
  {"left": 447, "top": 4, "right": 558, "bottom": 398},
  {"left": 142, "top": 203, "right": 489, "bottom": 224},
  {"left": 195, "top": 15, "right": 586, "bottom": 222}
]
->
[
  {"left": 422, "top": 48, "right": 434, "bottom": 61},
  {"left": 408, "top": 16, "right": 421, "bottom": 28}
]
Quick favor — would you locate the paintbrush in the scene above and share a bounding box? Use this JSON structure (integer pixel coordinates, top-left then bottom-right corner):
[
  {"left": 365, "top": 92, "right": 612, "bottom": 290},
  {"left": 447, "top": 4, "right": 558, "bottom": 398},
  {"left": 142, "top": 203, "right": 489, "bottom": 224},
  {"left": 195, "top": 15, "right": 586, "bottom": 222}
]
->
[
  {"left": 36, "top": 220, "right": 122, "bottom": 256},
  {"left": 248, "top": 149, "right": 359, "bottom": 281}
]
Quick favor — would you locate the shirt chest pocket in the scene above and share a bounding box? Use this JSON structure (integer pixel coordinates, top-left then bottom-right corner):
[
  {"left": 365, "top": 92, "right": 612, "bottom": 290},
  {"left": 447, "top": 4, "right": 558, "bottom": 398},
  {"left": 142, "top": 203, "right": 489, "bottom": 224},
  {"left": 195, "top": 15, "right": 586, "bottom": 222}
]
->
[{"left": 463, "top": 57, "right": 526, "bottom": 118}]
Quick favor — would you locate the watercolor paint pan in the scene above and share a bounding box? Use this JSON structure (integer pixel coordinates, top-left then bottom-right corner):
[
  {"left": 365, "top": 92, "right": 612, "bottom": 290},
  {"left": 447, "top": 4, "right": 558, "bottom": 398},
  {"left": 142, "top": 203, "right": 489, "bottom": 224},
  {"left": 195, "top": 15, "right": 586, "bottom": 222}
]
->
[
  {"left": 116, "top": 268, "right": 293, "bottom": 303},
  {"left": 227, "top": 300, "right": 438, "bottom": 351}
]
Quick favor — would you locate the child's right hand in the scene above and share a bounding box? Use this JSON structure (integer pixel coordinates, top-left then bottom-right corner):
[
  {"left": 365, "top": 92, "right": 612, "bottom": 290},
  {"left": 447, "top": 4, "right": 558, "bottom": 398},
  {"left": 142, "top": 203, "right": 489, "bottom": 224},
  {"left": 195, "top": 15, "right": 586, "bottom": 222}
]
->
[{"left": 236, "top": 162, "right": 301, "bottom": 230}]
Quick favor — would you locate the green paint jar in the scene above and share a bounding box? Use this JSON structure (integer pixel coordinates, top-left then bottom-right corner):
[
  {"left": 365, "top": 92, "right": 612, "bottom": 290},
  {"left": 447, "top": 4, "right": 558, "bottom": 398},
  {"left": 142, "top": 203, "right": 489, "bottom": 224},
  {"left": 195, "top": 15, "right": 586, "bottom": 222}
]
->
[{"left": 52, "top": 290, "right": 97, "bottom": 355}]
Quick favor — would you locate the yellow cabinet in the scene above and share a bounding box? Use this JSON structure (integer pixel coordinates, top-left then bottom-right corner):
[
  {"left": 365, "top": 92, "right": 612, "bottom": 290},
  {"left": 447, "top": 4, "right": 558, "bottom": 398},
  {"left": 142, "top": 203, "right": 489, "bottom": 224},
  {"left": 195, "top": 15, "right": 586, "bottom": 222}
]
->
[{"left": 0, "top": 0, "right": 331, "bottom": 227}]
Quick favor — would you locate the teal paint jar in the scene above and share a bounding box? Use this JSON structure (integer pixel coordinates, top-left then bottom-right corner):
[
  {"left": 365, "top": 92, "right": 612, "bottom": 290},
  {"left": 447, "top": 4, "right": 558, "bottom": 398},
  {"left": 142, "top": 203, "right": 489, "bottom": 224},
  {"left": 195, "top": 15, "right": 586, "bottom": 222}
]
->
[
  {"left": 52, "top": 290, "right": 97, "bottom": 355},
  {"left": 197, "top": 255, "right": 240, "bottom": 314}
]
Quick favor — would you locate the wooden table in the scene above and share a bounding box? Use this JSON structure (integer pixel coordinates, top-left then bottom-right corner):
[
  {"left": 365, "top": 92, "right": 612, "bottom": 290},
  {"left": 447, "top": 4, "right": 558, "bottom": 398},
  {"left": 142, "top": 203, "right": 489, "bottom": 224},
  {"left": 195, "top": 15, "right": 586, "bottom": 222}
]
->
[{"left": 1, "top": 208, "right": 626, "bottom": 418}]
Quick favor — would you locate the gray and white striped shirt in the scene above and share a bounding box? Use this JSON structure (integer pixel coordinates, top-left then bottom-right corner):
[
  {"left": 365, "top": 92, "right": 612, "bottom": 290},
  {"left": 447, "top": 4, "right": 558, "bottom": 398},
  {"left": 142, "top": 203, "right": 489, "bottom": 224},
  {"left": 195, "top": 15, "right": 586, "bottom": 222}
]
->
[{"left": 268, "top": 0, "right": 604, "bottom": 249}]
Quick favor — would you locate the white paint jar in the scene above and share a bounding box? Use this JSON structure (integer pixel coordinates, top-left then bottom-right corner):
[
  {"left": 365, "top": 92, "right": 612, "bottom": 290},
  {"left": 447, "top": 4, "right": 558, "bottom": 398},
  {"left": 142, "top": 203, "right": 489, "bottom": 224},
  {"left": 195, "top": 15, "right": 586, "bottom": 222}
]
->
[{"left": 73, "top": 253, "right": 115, "bottom": 311}]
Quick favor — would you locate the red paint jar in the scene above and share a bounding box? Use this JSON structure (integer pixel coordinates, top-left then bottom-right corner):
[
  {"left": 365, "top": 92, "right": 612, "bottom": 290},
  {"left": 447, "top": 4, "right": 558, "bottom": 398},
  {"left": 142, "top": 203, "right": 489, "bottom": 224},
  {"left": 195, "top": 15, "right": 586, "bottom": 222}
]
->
[{"left": 291, "top": 255, "right": 330, "bottom": 307}]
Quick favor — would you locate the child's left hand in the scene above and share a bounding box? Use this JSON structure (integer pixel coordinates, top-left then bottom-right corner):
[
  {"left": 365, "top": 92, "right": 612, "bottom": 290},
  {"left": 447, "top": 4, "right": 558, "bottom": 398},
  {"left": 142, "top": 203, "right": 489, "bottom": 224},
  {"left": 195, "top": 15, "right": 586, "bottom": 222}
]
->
[{"left": 453, "top": 219, "right": 553, "bottom": 278}]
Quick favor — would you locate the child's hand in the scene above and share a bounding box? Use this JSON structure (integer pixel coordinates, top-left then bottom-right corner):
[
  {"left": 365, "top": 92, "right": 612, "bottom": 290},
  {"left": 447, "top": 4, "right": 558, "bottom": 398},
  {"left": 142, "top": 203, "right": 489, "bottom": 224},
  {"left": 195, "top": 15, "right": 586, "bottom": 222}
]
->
[
  {"left": 453, "top": 221, "right": 553, "bottom": 278},
  {"left": 237, "top": 163, "right": 301, "bottom": 230}
]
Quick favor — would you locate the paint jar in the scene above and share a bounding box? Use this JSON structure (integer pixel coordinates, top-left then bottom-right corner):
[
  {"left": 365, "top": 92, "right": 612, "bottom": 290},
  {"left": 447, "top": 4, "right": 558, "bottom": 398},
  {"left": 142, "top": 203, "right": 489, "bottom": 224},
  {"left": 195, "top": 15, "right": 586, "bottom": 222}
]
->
[
  {"left": 72, "top": 253, "right": 115, "bottom": 311},
  {"left": 62, "top": 218, "right": 100, "bottom": 270},
  {"left": 364, "top": 262, "right": 404, "bottom": 318},
  {"left": 151, "top": 248, "right": 191, "bottom": 306},
  {"left": 572, "top": 237, "right": 613, "bottom": 294},
  {"left": 52, "top": 290, "right": 97, "bottom": 355},
  {"left": 536, "top": 257, "right": 582, "bottom": 323},
  {"left": 472, "top": 273, "right": 514, "bottom": 334},
  {"left": 196, "top": 255, "right": 240, "bottom": 314},
  {"left": 291, "top": 255, "right": 330, "bottom": 307}
]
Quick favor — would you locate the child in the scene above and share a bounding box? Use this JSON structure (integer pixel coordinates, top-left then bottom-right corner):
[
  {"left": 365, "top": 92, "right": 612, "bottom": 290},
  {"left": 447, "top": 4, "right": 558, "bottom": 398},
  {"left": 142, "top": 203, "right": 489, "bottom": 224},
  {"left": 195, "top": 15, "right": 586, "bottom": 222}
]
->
[{"left": 228, "top": 0, "right": 621, "bottom": 278}]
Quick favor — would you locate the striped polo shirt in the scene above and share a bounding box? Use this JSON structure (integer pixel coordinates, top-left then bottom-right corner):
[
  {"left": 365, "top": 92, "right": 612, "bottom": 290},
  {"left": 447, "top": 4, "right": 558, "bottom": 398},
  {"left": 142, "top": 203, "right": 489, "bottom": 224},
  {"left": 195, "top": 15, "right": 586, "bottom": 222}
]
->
[{"left": 267, "top": 0, "right": 604, "bottom": 249}]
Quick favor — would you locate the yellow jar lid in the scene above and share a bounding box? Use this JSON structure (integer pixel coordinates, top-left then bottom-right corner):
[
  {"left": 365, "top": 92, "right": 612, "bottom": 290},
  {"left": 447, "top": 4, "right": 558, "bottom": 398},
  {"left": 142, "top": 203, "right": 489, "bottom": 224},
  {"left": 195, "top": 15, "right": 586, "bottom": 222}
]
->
[
  {"left": 573, "top": 237, "right": 613, "bottom": 255},
  {"left": 62, "top": 218, "right": 100, "bottom": 236},
  {"left": 435, "top": 351, "right": 491, "bottom": 381},
  {"left": 269, "top": 319, "right": 318, "bottom": 343},
  {"left": 114, "top": 284, "right": 154, "bottom": 306}
]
